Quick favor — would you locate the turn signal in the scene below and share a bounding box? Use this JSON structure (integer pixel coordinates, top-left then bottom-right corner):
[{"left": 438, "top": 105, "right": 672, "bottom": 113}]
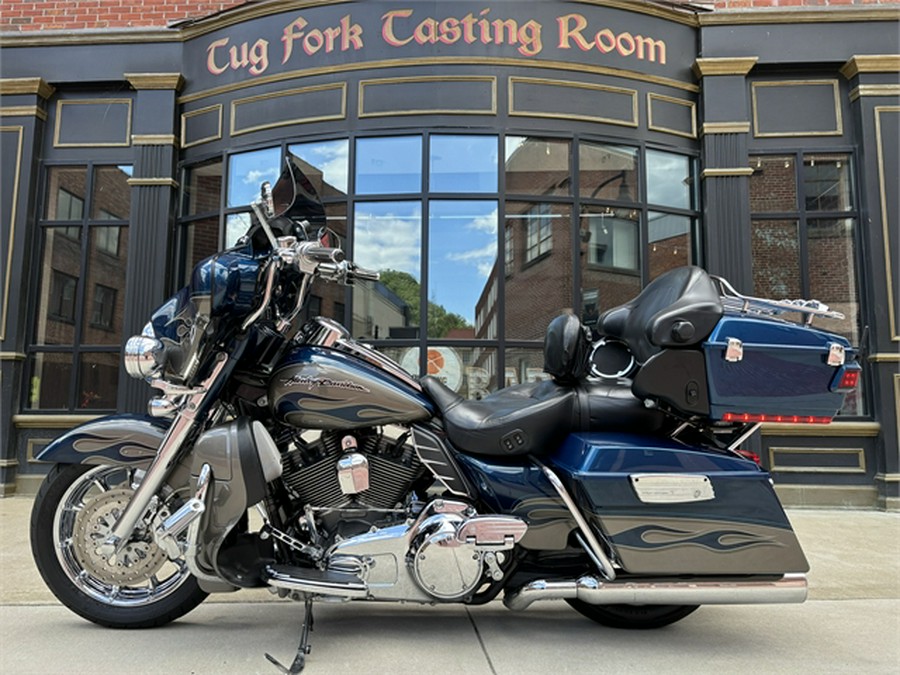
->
[{"left": 722, "top": 412, "right": 833, "bottom": 424}]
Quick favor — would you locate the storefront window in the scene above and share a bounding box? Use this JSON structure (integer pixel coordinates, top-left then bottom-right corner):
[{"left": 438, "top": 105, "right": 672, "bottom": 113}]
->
[
  {"left": 182, "top": 158, "right": 223, "bottom": 217},
  {"left": 579, "top": 141, "right": 638, "bottom": 202},
  {"left": 583, "top": 206, "right": 639, "bottom": 270},
  {"left": 648, "top": 212, "right": 694, "bottom": 280},
  {"left": 227, "top": 147, "right": 280, "bottom": 208},
  {"left": 749, "top": 153, "right": 863, "bottom": 415},
  {"left": 352, "top": 201, "right": 421, "bottom": 340},
  {"left": 505, "top": 137, "right": 570, "bottom": 196},
  {"left": 175, "top": 134, "right": 700, "bottom": 398},
  {"left": 430, "top": 135, "right": 498, "bottom": 193},
  {"left": 28, "top": 164, "right": 131, "bottom": 411},
  {"left": 646, "top": 149, "right": 693, "bottom": 210},
  {"left": 804, "top": 155, "right": 853, "bottom": 212},
  {"left": 428, "top": 200, "right": 497, "bottom": 338},
  {"left": 505, "top": 201, "right": 572, "bottom": 341},
  {"left": 356, "top": 136, "right": 422, "bottom": 195},
  {"left": 288, "top": 139, "right": 349, "bottom": 197}
]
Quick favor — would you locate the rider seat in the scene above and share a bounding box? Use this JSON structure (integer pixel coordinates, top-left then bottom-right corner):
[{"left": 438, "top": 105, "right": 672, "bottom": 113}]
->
[{"left": 420, "top": 314, "right": 665, "bottom": 457}]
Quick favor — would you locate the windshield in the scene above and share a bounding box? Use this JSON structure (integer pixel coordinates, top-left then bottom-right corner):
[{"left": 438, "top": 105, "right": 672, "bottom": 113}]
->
[{"left": 271, "top": 153, "right": 326, "bottom": 228}]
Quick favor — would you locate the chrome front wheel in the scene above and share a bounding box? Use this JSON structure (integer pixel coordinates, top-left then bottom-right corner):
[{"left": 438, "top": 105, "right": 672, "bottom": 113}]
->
[{"left": 31, "top": 463, "right": 208, "bottom": 628}]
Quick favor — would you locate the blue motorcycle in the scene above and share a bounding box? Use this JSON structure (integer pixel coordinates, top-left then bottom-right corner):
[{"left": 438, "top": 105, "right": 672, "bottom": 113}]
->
[{"left": 30, "top": 155, "right": 860, "bottom": 673}]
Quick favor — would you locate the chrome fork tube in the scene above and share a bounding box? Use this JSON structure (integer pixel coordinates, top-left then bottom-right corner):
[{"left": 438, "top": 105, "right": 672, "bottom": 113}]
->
[{"left": 101, "top": 353, "right": 229, "bottom": 556}]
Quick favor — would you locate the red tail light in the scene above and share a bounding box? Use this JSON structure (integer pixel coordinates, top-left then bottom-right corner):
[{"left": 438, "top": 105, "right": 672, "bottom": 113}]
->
[
  {"left": 735, "top": 448, "right": 761, "bottom": 465},
  {"left": 722, "top": 412, "right": 833, "bottom": 424},
  {"left": 831, "top": 366, "right": 860, "bottom": 392}
]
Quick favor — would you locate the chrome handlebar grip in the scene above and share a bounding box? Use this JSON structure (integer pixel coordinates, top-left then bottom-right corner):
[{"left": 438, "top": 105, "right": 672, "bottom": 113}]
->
[{"left": 347, "top": 263, "right": 380, "bottom": 282}]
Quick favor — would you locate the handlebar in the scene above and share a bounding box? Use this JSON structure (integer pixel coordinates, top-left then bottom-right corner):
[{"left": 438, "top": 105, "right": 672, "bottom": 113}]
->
[{"left": 300, "top": 245, "right": 345, "bottom": 265}]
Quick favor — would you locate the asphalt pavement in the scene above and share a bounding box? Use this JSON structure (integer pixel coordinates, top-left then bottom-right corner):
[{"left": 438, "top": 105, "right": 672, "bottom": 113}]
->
[{"left": 1, "top": 496, "right": 897, "bottom": 675}]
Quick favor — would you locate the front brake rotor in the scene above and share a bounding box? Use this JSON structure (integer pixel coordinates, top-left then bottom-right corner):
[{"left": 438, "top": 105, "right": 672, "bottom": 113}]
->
[{"left": 71, "top": 487, "right": 168, "bottom": 586}]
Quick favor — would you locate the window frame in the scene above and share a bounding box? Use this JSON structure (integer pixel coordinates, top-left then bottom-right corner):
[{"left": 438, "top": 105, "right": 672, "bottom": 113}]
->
[
  {"left": 748, "top": 148, "right": 867, "bottom": 418},
  {"left": 25, "top": 161, "right": 131, "bottom": 412}
]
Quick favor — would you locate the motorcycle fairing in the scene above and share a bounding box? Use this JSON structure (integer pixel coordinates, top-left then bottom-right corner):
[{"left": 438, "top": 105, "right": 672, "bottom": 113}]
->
[
  {"left": 33, "top": 415, "right": 170, "bottom": 466},
  {"left": 551, "top": 433, "right": 809, "bottom": 575}
]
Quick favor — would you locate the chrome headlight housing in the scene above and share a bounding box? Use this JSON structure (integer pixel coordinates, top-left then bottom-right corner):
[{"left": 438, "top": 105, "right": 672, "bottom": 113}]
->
[{"left": 124, "top": 322, "right": 165, "bottom": 380}]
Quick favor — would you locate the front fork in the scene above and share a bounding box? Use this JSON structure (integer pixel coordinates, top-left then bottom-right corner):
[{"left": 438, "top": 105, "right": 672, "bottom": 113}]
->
[{"left": 99, "top": 352, "right": 230, "bottom": 558}]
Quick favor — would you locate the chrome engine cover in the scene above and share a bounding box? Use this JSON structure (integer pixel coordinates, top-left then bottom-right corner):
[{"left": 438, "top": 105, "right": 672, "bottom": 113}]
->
[{"left": 326, "top": 500, "right": 527, "bottom": 602}]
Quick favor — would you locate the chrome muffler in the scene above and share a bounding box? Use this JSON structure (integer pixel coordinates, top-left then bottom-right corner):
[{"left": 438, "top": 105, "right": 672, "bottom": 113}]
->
[{"left": 503, "top": 573, "right": 808, "bottom": 611}]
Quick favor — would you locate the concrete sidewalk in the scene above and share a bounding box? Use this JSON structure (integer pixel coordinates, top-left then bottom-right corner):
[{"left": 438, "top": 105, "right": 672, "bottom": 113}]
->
[{"left": 1, "top": 496, "right": 898, "bottom": 674}]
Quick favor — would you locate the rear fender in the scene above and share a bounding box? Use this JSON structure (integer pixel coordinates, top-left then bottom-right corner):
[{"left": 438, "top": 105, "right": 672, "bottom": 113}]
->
[{"left": 34, "top": 415, "right": 171, "bottom": 467}]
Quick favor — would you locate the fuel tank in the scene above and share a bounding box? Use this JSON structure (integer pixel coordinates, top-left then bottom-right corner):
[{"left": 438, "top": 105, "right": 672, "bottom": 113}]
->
[{"left": 269, "top": 345, "right": 433, "bottom": 429}]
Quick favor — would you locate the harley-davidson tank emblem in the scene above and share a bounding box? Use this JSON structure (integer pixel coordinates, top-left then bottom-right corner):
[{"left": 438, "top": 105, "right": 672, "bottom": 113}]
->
[{"left": 280, "top": 374, "right": 371, "bottom": 393}]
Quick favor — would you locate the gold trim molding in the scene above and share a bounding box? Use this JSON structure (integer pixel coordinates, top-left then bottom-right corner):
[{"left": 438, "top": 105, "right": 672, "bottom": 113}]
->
[
  {"left": 0, "top": 77, "right": 55, "bottom": 99},
  {"left": 647, "top": 92, "right": 697, "bottom": 139},
  {"left": 0, "top": 105, "right": 47, "bottom": 121},
  {"left": 0, "top": 126, "right": 23, "bottom": 343},
  {"left": 12, "top": 414, "right": 102, "bottom": 429},
  {"left": 179, "top": 56, "right": 699, "bottom": 105},
  {"left": 124, "top": 73, "right": 185, "bottom": 91},
  {"left": 132, "top": 134, "right": 179, "bottom": 146},
  {"left": 875, "top": 473, "right": 900, "bottom": 483},
  {"left": 868, "top": 353, "right": 900, "bottom": 363},
  {"left": 509, "top": 76, "right": 638, "bottom": 128},
  {"left": 701, "top": 122, "right": 751, "bottom": 135},
  {"left": 0, "top": 352, "right": 26, "bottom": 360},
  {"left": 752, "top": 79, "right": 843, "bottom": 138},
  {"left": 359, "top": 76, "right": 496, "bottom": 119},
  {"left": 231, "top": 82, "right": 347, "bottom": 136},
  {"left": 127, "top": 177, "right": 179, "bottom": 188},
  {"left": 699, "top": 9, "right": 900, "bottom": 26},
  {"left": 701, "top": 167, "right": 755, "bottom": 178},
  {"left": 768, "top": 447, "right": 866, "bottom": 474},
  {"left": 180, "top": 104, "right": 223, "bottom": 149},
  {"left": 693, "top": 57, "right": 758, "bottom": 78},
  {"left": 54, "top": 98, "right": 133, "bottom": 148},
  {"left": 761, "top": 422, "right": 881, "bottom": 437},
  {"left": 840, "top": 55, "right": 900, "bottom": 80},
  {"left": 850, "top": 85, "right": 900, "bottom": 102},
  {"left": 875, "top": 106, "right": 900, "bottom": 341}
]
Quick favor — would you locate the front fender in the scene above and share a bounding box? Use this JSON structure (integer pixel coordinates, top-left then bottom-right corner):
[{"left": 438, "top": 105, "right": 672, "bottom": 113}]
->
[{"left": 35, "top": 414, "right": 171, "bottom": 466}]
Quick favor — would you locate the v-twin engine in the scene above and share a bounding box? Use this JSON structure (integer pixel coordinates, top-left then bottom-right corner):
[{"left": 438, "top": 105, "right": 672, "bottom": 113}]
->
[{"left": 264, "top": 500, "right": 527, "bottom": 603}]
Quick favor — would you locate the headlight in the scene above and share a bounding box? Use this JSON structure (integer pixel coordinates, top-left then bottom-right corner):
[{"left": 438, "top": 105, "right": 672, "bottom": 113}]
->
[{"left": 124, "top": 325, "right": 165, "bottom": 380}]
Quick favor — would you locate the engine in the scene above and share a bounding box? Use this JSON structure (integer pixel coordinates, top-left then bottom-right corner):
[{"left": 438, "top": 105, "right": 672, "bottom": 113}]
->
[{"left": 278, "top": 426, "right": 427, "bottom": 539}]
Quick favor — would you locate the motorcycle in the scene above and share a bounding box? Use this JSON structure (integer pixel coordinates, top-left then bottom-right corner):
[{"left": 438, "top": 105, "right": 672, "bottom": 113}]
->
[{"left": 30, "top": 154, "right": 861, "bottom": 673}]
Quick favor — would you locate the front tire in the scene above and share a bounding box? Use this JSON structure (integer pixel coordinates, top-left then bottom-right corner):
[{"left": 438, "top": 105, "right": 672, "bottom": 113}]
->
[
  {"left": 31, "top": 463, "right": 208, "bottom": 628},
  {"left": 566, "top": 599, "right": 698, "bottom": 629}
]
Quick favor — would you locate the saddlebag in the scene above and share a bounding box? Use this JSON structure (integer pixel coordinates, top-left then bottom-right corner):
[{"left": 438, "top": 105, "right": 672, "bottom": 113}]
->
[{"left": 550, "top": 432, "right": 809, "bottom": 576}]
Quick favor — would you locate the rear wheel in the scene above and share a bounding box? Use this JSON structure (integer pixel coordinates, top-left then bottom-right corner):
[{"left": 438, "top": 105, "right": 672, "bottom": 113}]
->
[
  {"left": 566, "top": 599, "right": 698, "bottom": 629},
  {"left": 31, "top": 463, "right": 208, "bottom": 628}
]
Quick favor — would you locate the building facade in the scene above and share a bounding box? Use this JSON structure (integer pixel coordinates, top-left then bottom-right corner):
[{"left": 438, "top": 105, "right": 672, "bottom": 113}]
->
[{"left": 1, "top": 0, "right": 898, "bottom": 509}]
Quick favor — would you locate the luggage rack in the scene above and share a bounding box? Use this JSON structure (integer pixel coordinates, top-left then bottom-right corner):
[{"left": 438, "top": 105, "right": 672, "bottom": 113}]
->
[{"left": 710, "top": 275, "right": 845, "bottom": 326}]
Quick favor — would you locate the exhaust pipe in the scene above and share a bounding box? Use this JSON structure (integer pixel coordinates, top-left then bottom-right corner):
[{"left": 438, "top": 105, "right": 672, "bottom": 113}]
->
[{"left": 503, "top": 573, "right": 808, "bottom": 611}]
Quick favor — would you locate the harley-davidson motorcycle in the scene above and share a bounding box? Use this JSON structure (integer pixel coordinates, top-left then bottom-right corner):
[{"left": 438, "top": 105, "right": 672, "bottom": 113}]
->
[{"left": 31, "top": 155, "right": 861, "bottom": 673}]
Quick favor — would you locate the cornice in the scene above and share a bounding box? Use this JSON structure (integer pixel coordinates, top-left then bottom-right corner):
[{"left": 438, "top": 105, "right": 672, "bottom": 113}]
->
[
  {"left": 693, "top": 57, "right": 758, "bottom": 78},
  {"left": 840, "top": 55, "right": 900, "bottom": 80},
  {"left": 699, "top": 8, "right": 900, "bottom": 26},
  {"left": 125, "top": 73, "right": 185, "bottom": 92},
  {"left": 0, "top": 77, "right": 55, "bottom": 99}
]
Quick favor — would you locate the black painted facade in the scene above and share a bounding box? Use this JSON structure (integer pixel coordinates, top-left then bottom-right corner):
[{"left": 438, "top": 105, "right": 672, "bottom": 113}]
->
[{"left": 1, "top": 1, "right": 897, "bottom": 508}]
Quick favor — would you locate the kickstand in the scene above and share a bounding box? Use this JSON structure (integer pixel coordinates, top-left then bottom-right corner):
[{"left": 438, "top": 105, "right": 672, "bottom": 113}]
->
[{"left": 265, "top": 597, "right": 315, "bottom": 674}]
